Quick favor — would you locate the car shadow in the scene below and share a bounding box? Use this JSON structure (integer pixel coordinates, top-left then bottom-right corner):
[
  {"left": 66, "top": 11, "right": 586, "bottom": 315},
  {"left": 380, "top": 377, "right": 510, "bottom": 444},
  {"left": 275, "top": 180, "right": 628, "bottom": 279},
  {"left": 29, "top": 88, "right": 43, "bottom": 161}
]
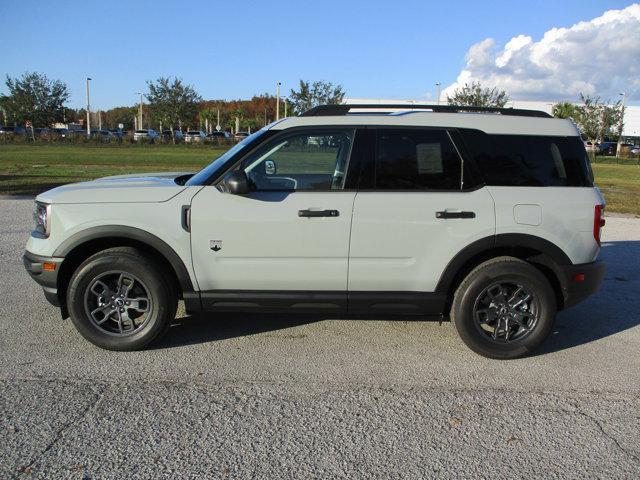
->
[
  {"left": 154, "top": 240, "right": 639, "bottom": 355},
  {"left": 535, "top": 240, "right": 640, "bottom": 355}
]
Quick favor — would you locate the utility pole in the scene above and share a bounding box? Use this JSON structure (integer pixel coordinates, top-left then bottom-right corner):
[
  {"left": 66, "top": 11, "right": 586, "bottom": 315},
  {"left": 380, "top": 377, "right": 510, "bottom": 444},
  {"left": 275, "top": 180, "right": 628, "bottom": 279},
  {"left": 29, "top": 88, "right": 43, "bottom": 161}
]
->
[
  {"left": 137, "top": 92, "right": 144, "bottom": 130},
  {"left": 98, "top": 110, "right": 102, "bottom": 130},
  {"left": 617, "top": 92, "right": 626, "bottom": 159},
  {"left": 435, "top": 82, "right": 441, "bottom": 105},
  {"left": 276, "top": 82, "right": 281, "bottom": 120},
  {"left": 85, "top": 77, "right": 92, "bottom": 136},
  {"left": 283, "top": 98, "right": 287, "bottom": 117}
]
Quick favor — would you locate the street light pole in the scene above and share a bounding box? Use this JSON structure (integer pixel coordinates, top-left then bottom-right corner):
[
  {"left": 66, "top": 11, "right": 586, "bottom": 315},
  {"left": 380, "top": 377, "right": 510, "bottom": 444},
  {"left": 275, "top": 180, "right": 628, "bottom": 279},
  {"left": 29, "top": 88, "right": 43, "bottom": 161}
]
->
[
  {"left": 85, "top": 77, "right": 92, "bottom": 136},
  {"left": 283, "top": 98, "right": 288, "bottom": 117},
  {"left": 435, "top": 82, "right": 441, "bottom": 105},
  {"left": 617, "top": 92, "right": 626, "bottom": 159},
  {"left": 137, "top": 92, "right": 144, "bottom": 130},
  {"left": 276, "top": 82, "right": 281, "bottom": 120}
]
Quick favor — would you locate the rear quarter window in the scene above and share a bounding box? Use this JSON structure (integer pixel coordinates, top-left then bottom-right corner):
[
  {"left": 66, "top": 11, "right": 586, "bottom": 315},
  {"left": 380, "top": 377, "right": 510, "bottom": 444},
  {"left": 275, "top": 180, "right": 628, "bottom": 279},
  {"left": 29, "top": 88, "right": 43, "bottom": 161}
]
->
[{"left": 459, "top": 130, "right": 593, "bottom": 187}]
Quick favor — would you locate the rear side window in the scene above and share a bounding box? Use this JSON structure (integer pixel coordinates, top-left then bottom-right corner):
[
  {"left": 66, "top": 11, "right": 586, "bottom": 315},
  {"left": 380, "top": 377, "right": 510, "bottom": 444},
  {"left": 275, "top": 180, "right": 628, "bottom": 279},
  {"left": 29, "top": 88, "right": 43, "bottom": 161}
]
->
[
  {"left": 375, "top": 129, "right": 462, "bottom": 190},
  {"left": 460, "top": 130, "right": 592, "bottom": 187}
]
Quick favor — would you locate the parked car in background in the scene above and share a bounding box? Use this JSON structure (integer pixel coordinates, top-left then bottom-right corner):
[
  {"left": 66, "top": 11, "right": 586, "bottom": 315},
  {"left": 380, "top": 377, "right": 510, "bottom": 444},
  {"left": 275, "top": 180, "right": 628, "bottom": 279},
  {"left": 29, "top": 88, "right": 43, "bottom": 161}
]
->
[
  {"left": 36, "top": 128, "right": 53, "bottom": 139},
  {"left": 108, "top": 129, "right": 126, "bottom": 139},
  {"left": 598, "top": 142, "right": 617, "bottom": 156},
  {"left": 52, "top": 128, "right": 71, "bottom": 139},
  {"left": 184, "top": 130, "right": 206, "bottom": 143},
  {"left": 206, "top": 131, "right": 231, "bottom": 141},
  {"left": 161, "top": 130, "right": 184, "bottom": 142},
  {"left": 233, "top": 131, "right": 249, "bottom": 141},
  {"left": 91, "top": 130, "right": 115, "bottom": 142},
  {"left": 0, "top": 125, "right": 27, "bottom": 136},
  {"left": 133, "top": 129, "right": 159, "bottom": 142},
  {"left": 630, "top": 145, "right": 640, "bottom": 155}
]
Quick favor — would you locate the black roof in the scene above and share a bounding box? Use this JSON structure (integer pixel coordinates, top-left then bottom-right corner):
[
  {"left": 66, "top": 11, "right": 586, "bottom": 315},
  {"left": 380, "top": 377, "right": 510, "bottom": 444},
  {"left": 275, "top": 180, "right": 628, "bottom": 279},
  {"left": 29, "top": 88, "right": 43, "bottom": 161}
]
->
[{"left": 300, "top": 104, "right": 552, "bottom": 118}]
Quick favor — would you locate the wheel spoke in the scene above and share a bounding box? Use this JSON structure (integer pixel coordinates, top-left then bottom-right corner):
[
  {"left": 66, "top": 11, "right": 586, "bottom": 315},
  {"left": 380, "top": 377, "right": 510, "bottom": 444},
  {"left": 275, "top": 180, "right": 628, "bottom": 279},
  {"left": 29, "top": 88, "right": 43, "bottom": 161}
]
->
[
  {"left": 125, "top": 297, "right": 149, "bottom": 313},
  {"left": 90, "top": 280, "right": 112, "bottom": 299},
  {"left": 117, "top": 273, "right": 135, "bottom": 296},
  {"left": 116, "top": 309, "right": 124, "bottom": 333},
  {"left": 507, "top": 286, "right": 523, "bottom": 305},
  {"left": 90, "top": 304, "right": 115, "bottom": 324}
]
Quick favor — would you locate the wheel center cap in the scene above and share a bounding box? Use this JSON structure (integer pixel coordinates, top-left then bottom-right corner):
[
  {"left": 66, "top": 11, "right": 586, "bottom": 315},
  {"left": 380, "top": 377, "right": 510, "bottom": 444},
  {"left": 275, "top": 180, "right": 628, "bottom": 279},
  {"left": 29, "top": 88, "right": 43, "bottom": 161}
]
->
[
  {"left": 499, "top": 306, "right": 508, "bottom": 315},
  {"left": 115, "top": 298, "right": 125, "bottom": 307}
]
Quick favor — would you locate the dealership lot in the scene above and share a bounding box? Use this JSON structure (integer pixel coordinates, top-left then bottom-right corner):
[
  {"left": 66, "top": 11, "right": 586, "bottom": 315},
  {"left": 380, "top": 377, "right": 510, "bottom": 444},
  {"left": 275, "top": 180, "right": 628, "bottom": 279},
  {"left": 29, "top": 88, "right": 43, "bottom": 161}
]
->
[{"left": 1, "top": 198, "right": 639, "bottom": 478}]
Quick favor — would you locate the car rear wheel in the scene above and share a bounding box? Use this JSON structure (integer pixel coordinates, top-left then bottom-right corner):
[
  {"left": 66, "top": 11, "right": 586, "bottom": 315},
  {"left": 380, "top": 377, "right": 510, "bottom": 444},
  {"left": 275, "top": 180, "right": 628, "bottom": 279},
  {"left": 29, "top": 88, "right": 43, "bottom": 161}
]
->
[
  {"left": 450, "top": 256, "right": 556, "bottom": 359},
  {"left": 67, "top": 247, "right": 177, "bottom": 351}
]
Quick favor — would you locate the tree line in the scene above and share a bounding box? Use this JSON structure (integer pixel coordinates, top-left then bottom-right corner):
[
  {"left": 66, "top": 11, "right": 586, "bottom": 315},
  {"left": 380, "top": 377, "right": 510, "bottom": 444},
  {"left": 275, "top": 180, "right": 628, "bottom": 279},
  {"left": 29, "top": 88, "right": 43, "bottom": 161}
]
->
[
  {"left": 0, "top": 72, "right": 624, "bottom": 144},
  {"left": 0, "top": 72, "right": 345, "bottom": 135}
]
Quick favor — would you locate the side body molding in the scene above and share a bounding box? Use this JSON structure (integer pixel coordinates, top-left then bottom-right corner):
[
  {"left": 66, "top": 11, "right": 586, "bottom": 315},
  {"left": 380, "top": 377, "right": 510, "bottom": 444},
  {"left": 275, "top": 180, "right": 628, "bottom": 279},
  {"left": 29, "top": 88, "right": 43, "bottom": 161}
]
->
[{"left": 53, "top": 225, "right": 195, "bottom": 294}]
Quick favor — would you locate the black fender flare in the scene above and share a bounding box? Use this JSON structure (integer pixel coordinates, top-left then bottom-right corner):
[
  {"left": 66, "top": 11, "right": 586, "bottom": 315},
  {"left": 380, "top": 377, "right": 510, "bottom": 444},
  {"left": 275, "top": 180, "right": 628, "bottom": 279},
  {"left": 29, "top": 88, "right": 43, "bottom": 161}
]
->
[
  {"left": 435, "top": 233, "right": 572, "bottom": 296},
  {"left": 53, "top": 225, "right": 195, "bottom": 293}
]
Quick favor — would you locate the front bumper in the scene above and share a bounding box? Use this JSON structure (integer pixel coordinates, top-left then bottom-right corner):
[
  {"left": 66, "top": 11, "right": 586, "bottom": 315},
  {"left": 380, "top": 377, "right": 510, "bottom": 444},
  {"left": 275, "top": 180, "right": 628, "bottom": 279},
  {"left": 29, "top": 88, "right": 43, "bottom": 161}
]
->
[
  {"left": 560, "top": 260, "right": 605, "bottom": 309},
  {"left": 23, "top": 251, "right": 65, "bottom": 307}
]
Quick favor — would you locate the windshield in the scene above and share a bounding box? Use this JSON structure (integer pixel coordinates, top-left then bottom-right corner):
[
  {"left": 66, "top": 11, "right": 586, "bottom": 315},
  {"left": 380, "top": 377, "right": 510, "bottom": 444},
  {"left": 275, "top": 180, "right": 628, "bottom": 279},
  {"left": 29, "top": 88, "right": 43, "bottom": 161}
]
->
[{"left": 186, "top": 129, "right": 269, "bottom": 186}]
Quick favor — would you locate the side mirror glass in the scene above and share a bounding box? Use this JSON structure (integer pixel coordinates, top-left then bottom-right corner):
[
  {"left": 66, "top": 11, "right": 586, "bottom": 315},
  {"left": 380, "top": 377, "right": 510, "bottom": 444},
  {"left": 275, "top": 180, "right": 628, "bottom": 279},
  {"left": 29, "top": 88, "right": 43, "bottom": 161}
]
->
[
  {"left": 225, "top": 170, "right": 249, "bottom": 195},
  {"left": 265, "top": 159, "right": 276, "bottom": 175}
]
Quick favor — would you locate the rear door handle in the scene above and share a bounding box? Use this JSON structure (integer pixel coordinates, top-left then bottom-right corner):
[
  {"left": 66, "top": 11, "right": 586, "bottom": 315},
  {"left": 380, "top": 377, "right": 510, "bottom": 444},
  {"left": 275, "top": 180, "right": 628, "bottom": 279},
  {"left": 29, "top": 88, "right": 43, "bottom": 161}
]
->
[
  {"left": 298, "top": 209, "right": 340, "bottom": 218},
  {"left": 436, "top": 210, "right": 476, "bottom": 219}
]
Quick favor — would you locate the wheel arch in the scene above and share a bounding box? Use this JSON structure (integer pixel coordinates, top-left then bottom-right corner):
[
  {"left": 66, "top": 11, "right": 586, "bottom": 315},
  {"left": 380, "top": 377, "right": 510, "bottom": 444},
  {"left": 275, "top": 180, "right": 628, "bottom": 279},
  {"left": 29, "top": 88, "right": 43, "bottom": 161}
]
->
[
  {"left": 54, "top": 226, "right": 195, "bottom": 318},
  {"left": 436, "top": 234, "right": 571, "bottom": 313}
]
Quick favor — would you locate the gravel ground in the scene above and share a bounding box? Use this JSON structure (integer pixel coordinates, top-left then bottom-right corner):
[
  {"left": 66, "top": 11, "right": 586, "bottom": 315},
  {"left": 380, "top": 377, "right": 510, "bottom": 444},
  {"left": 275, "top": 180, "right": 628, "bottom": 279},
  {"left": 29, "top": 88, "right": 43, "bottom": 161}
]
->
[{"left": 0, "top": 198, "right": 639, "bottom": 479}]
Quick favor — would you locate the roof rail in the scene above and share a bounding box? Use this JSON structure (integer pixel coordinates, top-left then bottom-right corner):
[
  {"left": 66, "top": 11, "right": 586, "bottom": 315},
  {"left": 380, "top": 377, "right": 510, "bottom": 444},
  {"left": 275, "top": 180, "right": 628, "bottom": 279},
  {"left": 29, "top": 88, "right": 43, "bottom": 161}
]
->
[{"left": 300, "top": 104, "right": 553, "bottom": 118}]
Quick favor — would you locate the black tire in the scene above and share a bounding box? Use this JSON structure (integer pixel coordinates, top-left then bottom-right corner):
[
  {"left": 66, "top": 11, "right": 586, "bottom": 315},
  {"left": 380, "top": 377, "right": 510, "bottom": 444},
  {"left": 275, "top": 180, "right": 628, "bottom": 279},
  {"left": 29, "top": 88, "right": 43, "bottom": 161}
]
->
[
  {"left": 450, "top": 256, "right": 556, "bottom": 359},
  {"left": 67, "top": 247, "right": 177, "bottom": 351}
]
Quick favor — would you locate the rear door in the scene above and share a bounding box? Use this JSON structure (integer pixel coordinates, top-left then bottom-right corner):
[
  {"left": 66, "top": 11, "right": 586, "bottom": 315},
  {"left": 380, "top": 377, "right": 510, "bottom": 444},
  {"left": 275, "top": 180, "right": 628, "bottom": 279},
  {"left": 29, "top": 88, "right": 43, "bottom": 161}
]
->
[{"left": 348, "top": 128, "right": 495, "bottom": 307}]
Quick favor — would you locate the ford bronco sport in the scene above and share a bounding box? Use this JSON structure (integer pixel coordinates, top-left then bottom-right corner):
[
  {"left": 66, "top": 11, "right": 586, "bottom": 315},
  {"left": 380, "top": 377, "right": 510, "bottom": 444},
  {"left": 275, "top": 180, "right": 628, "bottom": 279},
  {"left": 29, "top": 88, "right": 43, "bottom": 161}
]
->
[{"left": 23, "top": 104, "right": 605, "bottom": 358}]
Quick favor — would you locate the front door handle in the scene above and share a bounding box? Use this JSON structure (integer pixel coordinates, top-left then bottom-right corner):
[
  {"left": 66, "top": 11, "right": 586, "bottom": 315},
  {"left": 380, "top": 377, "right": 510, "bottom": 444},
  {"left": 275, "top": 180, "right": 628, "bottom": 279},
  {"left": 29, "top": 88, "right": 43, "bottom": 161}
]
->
[
  {"left": 436, "top": 210, "right": 476, "bottom": 219},
  {"left": 298, "top": 209, "right": 340, "bottom": 218}
]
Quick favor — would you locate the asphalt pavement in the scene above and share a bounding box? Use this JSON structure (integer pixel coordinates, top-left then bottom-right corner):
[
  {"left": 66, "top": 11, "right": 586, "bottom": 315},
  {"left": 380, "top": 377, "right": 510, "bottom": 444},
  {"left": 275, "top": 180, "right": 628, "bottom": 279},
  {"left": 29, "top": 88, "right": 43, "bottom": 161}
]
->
[{"left": 1, "top": 198, "right": 638, "bottom": 479}]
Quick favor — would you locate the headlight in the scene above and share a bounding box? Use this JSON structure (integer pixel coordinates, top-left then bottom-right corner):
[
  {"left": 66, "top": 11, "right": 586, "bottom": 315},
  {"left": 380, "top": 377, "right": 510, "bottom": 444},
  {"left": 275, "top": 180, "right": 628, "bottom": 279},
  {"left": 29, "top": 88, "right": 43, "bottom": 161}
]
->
[{"left": 33, "top": 202, "right": 51, "bottom": 238}]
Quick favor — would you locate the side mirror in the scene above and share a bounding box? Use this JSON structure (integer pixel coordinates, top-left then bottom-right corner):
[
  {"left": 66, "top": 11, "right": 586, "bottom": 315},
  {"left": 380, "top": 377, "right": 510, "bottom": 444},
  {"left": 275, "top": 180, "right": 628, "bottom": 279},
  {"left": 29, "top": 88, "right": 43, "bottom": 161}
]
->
[
  {"left": 226, "top": 170, "right": 249, "bottom": 195},
  {"left": 265, "top": 160, "right": 276, "bottom": 175}
]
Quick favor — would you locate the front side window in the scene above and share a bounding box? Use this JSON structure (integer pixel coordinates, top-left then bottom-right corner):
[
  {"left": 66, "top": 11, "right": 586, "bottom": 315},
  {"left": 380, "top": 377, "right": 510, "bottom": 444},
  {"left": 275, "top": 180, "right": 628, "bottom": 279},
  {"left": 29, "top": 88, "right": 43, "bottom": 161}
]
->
[
  {"left": 241, "top": 129, "right": 354, "bottom": 191},
  {"left": 375, "top": 129, "right": 462, "bottom": 190}
]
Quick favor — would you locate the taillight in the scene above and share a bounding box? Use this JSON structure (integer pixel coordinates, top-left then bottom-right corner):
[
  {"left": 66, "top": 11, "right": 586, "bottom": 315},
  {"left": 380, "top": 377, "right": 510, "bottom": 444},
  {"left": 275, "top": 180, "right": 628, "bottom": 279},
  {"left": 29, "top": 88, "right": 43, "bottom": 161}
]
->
[{"left": 594, "top": 204, "right": 605, "bottom": 246}]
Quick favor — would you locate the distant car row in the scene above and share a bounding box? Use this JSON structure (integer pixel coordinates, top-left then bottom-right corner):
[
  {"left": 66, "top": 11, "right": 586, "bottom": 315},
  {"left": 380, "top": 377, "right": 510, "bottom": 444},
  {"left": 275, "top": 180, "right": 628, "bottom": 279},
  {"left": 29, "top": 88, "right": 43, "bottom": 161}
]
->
[
  {"left": 0, "top": 125, "right": 250, "bottom": 143},
  {"left": 584, "top": 141, "right": 640, "bottom": 155}
]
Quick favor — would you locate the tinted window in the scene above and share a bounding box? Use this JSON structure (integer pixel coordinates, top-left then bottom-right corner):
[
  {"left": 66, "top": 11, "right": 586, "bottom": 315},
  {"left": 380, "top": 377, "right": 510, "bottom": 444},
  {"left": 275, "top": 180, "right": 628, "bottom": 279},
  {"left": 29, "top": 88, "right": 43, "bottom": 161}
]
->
[
  {"left": 375, "top": 129, "right": 462, "bottom": 190},
  {"left": 460, "top": 131, "right": 592, "bottom": 187},
  {"left": 240, "top": 130, "right": 354, "bottom": 191}
]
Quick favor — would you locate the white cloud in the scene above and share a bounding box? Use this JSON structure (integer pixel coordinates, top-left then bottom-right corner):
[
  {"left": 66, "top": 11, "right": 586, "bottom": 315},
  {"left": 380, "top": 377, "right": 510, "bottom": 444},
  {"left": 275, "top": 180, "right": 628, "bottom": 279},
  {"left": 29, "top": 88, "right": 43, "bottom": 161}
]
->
[{"left": 443, "top": 4, "right": 640, "bottom": 102}]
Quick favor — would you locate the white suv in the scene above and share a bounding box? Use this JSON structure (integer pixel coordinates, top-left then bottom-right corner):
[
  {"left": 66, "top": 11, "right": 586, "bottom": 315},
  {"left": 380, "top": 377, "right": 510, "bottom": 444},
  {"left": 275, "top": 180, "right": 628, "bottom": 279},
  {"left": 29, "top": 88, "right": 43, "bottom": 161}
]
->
[{"left": 23, "top": 104, "right": 605, "bottom": 358}]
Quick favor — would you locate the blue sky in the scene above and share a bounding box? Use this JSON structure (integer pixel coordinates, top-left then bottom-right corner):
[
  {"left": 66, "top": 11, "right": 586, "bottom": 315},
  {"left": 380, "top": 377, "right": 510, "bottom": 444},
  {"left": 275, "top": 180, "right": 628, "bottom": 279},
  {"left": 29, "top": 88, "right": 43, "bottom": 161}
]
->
[{"left": 0, "top": 0, "right": 636, "bottom": 109}]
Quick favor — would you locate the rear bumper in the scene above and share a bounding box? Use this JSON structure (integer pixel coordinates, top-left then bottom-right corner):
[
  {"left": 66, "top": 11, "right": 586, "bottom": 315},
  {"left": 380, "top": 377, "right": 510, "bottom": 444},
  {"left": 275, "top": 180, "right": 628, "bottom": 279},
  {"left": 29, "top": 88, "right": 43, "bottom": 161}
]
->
[
  {"left": 23, "top": 251, "right": 64, "bottom": 307},
  {"left": 560, "top": 260, "right": 605, "bottom": 309}
]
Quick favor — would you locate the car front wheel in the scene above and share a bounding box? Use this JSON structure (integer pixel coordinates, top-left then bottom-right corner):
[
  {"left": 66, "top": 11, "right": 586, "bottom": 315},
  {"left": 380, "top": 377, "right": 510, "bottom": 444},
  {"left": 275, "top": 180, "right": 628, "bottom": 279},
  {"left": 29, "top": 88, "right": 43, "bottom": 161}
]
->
[{"left": 67, "top": 247, "right": 177, "bottom": 351}]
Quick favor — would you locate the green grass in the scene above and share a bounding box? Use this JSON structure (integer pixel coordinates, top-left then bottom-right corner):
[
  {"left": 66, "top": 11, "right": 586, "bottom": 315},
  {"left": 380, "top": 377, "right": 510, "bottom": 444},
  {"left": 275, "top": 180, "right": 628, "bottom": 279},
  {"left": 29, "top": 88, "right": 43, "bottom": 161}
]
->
[
  {"left": 592, "top": 163, "right": 640, "bottom": 216},
  {"left": 1, "top": 144, "right": 639, "bottom": 216},
  {"left": 0, "top": 144, "right": 228, "bottom": 195}
]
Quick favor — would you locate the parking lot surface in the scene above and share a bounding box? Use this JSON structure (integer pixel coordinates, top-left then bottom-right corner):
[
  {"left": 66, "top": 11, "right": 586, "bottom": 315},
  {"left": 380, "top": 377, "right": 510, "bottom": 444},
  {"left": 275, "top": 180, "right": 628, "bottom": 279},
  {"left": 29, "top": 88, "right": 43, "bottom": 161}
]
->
[{"left": 1, "top": 198, "right": 639, "bottom": 479}]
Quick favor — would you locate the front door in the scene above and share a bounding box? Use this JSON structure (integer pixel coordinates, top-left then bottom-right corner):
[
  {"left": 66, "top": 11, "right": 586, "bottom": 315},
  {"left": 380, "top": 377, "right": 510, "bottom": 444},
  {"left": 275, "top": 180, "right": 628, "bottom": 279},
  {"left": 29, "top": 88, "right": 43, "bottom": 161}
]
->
[{"left": 190, "top": 128, "right": 359, "bottom": 309}]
